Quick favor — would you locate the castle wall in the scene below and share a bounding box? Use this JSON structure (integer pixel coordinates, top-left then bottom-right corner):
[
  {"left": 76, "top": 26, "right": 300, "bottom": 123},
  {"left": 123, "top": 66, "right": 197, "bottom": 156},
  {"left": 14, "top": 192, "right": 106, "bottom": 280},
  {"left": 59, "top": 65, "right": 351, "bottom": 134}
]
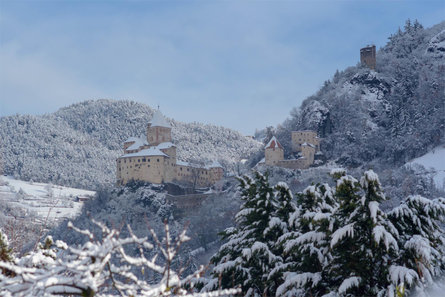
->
[
  {"left": 174, "top": 165, "right": 216, "bottom": 188},
  {"left": 291, "top": 131, "right": 320, "bottom": 152},
  {"left": 265, "top": 147, "right": 284, "bottom": 165},
  {"left": 117, "top": 155, "right": 167, "bottom": 185},
  {"left": 275, "top": 159, "right": 308, "bottom": 169},
  {"left": 301, "top": 145, "right": 315, "bottom": 167},
  {"left": 209, "top": 167, "right": 224, "bottom": 184},
  {"left": 160, "top": 146, "right": 177, "bottom": 183}
]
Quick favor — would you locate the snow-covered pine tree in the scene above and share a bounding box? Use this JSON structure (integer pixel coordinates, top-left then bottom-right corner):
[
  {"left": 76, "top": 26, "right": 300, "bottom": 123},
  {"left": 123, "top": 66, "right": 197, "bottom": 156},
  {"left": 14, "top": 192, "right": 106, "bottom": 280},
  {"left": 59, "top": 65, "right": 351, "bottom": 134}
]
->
[
  {"left": 208, "top": 172, "right": 281, "bottom": 296},
  {"left": 264, "top": 182, "right": 298, "bottom": 294},
  {"left": 275, "top": 182, "right": 336, "bottom": 297},
  {"left": 0, "top": 230, "right": 14, "bottom": 277},
  {"left": 328, "top": 170, "right": 398, "bottom": 296},
  {"left": 387, "top": 195, "right": 445, "bottom": 292}
]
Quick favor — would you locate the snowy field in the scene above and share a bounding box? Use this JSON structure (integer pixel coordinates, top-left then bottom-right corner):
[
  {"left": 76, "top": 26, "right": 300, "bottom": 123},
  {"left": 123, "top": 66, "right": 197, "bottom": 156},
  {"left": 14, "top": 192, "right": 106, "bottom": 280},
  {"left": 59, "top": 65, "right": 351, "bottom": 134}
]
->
[
  {"left": 407, "top": 145, "right": 445, "bottom": 191},
  {"left": 0, "top": 176, "right": 95, "bottom": 223}
]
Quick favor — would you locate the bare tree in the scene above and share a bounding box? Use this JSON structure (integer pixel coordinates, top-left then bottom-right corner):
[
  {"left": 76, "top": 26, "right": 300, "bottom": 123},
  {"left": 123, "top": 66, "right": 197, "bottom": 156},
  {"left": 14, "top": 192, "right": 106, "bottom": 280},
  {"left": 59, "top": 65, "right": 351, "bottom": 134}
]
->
[{"left": 0, "top": 220, "right": 240, "bottom": 297}]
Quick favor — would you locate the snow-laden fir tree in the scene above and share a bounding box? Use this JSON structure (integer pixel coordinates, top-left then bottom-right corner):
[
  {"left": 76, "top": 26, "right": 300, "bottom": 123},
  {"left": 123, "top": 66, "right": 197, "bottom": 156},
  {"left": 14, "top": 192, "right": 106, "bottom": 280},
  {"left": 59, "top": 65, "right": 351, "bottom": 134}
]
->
[
  {"left": 275, "top": 182, "right": 336, "bottom": 297},
  {"left": 207, "top": 172, "right": 285, "bottom": 296},
  {"left": 327, "top": 170, "right": 399, "bottom": 296},
  {"left": 264, "top": 182, "right": 298, "bottom": 294},
  {"left": 387, "top": 195, "right": 445, "bottom": 293}
]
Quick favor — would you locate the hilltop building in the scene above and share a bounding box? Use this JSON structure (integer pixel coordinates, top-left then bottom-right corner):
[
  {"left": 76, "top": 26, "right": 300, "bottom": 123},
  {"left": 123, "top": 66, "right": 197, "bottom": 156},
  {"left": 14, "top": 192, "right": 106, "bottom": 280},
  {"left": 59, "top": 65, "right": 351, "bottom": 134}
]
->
[
  {"left": 263, "top": 130, "right": 320, "bottom": 170},
  {"left": 360, "top": 45, "right": 376, "bottom": 70},
  {"left": 116, "top": 110, "right": 223, "bottom": 187}
]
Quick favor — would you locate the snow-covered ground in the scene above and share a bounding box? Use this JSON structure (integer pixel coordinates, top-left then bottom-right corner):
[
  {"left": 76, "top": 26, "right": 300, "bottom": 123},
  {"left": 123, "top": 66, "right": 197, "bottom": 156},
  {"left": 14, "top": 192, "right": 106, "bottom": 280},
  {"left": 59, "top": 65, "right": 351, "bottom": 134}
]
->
[
  {"left": 0, "top": 176, "right": 95, "bottom": 223},
  {"left": 407, "top": 145, "right": 445, "bottom": 191}
]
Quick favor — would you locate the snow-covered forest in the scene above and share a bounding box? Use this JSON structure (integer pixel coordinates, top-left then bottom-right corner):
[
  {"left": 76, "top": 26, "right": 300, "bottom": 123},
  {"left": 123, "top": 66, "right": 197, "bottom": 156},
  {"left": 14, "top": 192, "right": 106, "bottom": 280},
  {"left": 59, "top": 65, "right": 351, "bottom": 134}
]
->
[
  {"left": 0, "top": 100, "right": 262, "bottom": 189},
  {"left": 267, "top": 20, "right": 445, "bottom": 169},
  {"left": 1, "top": 169, "right": 444, "bottom": 296},
  {"left": 1, "top": 19, "right": 445, "bottom": 297}
]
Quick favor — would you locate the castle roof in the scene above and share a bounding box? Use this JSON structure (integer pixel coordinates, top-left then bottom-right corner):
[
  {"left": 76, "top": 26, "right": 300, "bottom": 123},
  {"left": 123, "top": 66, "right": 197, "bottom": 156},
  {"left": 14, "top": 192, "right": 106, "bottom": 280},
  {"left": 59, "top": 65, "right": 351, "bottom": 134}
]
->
[
  {"left": 265, "top": 136, "right": 283, "bottom": 149},
  {"left": 124, "top": 136, "right": 140, "bottom": 143},
  {"left": 120, "top": 147, "right": 169, "bottom": 158},
  {"left": 302, "top": 142, "right": 315, "bottom": 148},
  {"left": 126, "top": 137, "right": 149, "bottom": 151},
  {"left": 157, "top": 142, "right": 176, "bottom": 149},
  {"left": 149, "top": 110, "right": 171, "bottom": 128},
  {"left": 207, "top": 160, "right": 223, "bottom": 169}
]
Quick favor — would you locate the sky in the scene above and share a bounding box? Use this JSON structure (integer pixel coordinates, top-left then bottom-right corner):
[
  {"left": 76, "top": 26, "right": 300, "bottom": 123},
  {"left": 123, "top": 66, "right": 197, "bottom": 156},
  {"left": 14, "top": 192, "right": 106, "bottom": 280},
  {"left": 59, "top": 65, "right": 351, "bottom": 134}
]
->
[{"left": 0, "top": 0, "right": 444, "bottom": 135}]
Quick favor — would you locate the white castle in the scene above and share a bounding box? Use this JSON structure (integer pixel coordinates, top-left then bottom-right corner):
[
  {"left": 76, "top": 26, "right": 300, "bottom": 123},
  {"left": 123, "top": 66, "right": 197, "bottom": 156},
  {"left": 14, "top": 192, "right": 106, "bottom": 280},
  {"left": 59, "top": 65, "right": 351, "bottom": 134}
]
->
[{"left": 116, "top": 110, "right": 223, "bottom": 187}]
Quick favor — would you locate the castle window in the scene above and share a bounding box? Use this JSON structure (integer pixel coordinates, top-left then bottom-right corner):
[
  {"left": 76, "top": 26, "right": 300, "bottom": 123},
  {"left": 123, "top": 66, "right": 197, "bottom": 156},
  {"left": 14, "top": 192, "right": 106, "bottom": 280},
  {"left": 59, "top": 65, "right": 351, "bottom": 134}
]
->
[
  {"left": 138, "top": 159, "right": 140, "bottom": 162},
  {"left": 148, "top": 159, "right": 150, "bottom": 162},
  {"left": 124, "top": 160, "right": 126, "bottom": 163},
  {"left": 157, "top": 159, "right": 160, "bottom": 162},
  {"left": 187, "top": 168, "right": 189, "bottom": 172},
  {"left": 180, "top": 167, "right": 182, "bottom": 171},
  {"left": 142, "top": 158, "right": 146, "bottom": 162}
]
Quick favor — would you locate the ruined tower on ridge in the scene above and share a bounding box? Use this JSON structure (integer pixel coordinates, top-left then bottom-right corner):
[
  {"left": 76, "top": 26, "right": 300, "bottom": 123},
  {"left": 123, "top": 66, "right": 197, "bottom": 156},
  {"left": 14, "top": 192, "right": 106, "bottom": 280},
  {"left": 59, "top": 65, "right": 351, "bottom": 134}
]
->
[{"left": 360, "top": 45, "right": 376, "bottom": 70}]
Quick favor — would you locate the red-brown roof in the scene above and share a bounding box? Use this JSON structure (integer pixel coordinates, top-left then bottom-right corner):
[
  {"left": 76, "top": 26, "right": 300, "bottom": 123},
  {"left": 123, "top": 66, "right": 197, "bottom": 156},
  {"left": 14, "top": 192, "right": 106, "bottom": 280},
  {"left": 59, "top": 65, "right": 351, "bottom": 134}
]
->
[{"left": 265, "top": 136, "right": 283, "bottom": 149}]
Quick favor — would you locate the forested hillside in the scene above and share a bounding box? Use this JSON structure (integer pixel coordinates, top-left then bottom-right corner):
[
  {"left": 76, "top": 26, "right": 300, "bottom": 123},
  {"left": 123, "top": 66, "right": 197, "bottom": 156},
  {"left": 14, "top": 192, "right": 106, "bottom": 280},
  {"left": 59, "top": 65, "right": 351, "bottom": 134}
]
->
[
  {"left": 0, "top": 100, "right": 261, "bottom": 189},
  {"left": 272, "top": 20, "right": 444, "bottom": 168}
]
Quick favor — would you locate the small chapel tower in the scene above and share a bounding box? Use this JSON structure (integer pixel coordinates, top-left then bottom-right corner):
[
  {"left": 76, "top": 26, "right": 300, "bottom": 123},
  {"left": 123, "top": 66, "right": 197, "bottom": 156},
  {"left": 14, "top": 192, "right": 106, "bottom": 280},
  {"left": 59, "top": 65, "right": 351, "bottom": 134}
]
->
[
  {"left": 146, "top": 109, "right": 172, "bottom": 146},
  {"left": 265, "top": 136, "right": 284, "bottom": 166}
]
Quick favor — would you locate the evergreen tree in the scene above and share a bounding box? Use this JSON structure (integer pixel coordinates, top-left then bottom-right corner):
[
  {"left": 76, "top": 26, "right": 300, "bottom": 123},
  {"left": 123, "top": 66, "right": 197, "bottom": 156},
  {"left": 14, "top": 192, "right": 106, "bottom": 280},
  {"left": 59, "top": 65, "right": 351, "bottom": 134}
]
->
[
  {"left": 276, "top": 182, "right": 336, "bottom": 297},
  {"left": 387, "top": 195, "right": 445, "bottom": 292},
  {"left": 0, "top": 230, "right": 14, "bottom": 277},
  {"left": 327, "top": 170, "right": 398, "bottom": 296},
  {"left": 209, "top": 172, "right": 282, "bottom": 296}
]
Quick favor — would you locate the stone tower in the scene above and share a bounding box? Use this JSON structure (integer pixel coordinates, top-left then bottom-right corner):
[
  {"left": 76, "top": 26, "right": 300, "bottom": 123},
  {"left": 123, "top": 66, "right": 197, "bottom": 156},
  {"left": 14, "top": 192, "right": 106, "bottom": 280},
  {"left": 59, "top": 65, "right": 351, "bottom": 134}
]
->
[
  {"left": 360, "top": 45, "right": 376, "bottom": 70},
  {"left": 146, "top": 110, "right": 172, "bottom": 146},
  {"left": 264, "top": 136, "right": 284, "bottom": 166}
]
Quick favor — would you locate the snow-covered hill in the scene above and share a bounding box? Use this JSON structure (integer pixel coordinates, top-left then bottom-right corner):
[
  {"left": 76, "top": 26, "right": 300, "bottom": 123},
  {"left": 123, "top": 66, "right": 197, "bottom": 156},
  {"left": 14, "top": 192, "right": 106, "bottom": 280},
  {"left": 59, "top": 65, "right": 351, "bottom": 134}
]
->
[
  {"left": 0, "top": 175, "right": 95, "bottom": 222},
  {"left": 272, "top": 21, "right": 445, "bottom": 169},
  {"left": 407, "top": 144, "right": 445, "bottom": 191},
  {"left": 0, "top": 99, "right": 262, "bottom": 189}
]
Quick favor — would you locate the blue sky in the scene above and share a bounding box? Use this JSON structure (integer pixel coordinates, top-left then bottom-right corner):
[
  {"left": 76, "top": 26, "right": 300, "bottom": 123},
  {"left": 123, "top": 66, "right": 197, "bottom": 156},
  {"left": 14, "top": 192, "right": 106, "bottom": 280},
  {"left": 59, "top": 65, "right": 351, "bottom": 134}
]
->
[{"left": 0, "top": 0, "right": 444, "bottom": 135}]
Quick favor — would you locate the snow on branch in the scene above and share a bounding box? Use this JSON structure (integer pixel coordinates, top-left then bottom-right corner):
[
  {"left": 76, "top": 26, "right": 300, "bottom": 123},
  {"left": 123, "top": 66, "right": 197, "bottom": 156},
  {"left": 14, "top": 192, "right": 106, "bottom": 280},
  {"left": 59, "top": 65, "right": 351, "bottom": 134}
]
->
[
  {"left": 330, "top": 223, "right": 355, "bottom": 248},
  {"left": 338, "top": 276, "right": 361, "bottom": 294},
  {"left": 373, "top": 225, "right": 399, "bottom": 251},
  {"left": 0, "top": 220, "right": 240, "bottom": 297}
]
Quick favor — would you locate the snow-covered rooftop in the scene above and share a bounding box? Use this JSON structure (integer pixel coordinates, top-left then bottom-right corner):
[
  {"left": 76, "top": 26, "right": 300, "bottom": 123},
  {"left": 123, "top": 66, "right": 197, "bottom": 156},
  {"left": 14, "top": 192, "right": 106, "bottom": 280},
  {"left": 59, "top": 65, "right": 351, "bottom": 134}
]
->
[
  {"left": 176, "top": 160, "right": 190, "bottom": 167},
  {"left": 302, "top": 142, "right": 315, "bottom": 148},
  {"left": 126, "top": 137, "right": 149, "bottom": 151},
  {"left": 157, "top": 142, "right": 175, "bottom": 149},
  {"left": 124, "top": 136, "right": 140, "bottom": 143},
  {"left": 149, "top": 110, "right": 171, "bottom": 128},
  {"left": 207, "top": 160, "right": 223, "bottom": 169},
  {"left": 121, "top": 147, "right": 169, "bottom": 158},
  {"left": 265, "top": 136, "right": 283, "bottom": 149}
]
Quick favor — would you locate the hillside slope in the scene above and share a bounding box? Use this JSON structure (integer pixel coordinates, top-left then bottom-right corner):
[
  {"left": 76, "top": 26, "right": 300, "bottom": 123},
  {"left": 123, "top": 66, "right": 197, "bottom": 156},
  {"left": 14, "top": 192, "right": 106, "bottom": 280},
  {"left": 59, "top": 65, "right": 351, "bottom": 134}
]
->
[
  {"left": 273, "top": 20, "right": 445, "bottom": 169},
  {"left": 0, "top": 100, "right": 261, "bottom": 189}
]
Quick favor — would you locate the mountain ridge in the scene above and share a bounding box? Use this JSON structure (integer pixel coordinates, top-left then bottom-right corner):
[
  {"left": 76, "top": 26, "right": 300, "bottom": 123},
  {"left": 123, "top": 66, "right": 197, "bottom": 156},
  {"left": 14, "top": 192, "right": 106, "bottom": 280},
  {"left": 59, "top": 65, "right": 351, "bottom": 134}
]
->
[{"left": 0, "top": 99, "right": 262, "bottom": 189}]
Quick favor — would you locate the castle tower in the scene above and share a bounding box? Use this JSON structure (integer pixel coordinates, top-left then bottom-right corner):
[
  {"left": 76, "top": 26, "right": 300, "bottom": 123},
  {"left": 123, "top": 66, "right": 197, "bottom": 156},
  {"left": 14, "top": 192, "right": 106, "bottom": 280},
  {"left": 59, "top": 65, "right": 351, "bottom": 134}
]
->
[
  {"left": 360, "top": 45, "right": 376, "bottom": 70},
  {"left": 291, "top": 130, "right": 320, "bottom": 153},
  {"left": 301, "top": 143, "right": 316, "bottom": 167},
  {"left": 146, "top": 110, "right": 172, "bottom": 146},
  {"left": 265, "top": 136, "right": 284, "bottom": 166}
]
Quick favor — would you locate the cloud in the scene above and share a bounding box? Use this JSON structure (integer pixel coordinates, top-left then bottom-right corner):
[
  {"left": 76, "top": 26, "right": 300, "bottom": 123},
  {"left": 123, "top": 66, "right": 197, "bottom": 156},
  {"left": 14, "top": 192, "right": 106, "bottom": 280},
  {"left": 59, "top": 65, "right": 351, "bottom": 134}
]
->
[{"left": 1, "top": 1, "right": 444, "bottom": 134}]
